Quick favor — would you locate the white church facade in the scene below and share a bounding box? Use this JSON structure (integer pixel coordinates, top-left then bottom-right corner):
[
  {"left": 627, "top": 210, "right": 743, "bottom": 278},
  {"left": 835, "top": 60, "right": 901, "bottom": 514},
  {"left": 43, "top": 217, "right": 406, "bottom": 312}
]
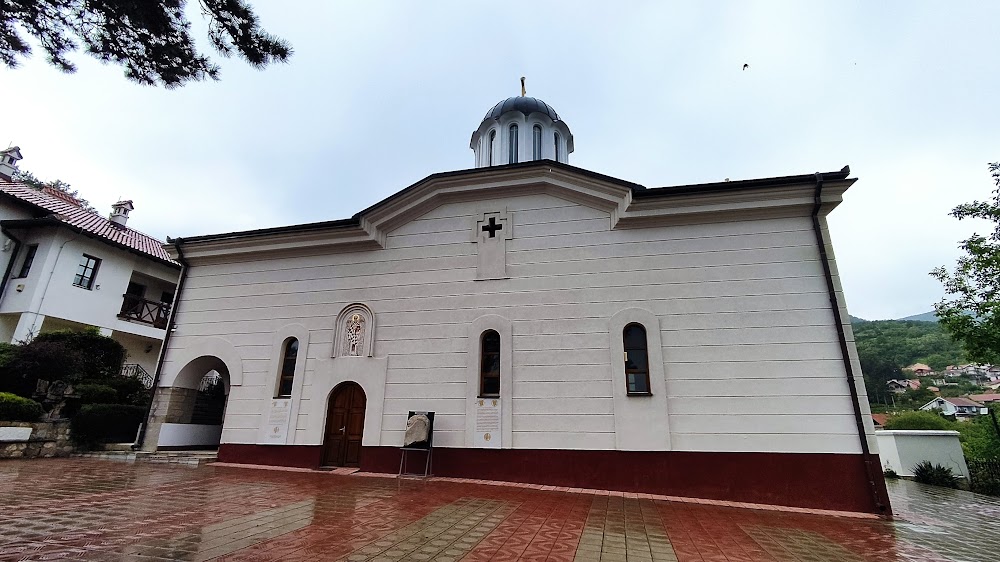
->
[{"left": 141, "top": 95, "right": 891, "bottom": 515}]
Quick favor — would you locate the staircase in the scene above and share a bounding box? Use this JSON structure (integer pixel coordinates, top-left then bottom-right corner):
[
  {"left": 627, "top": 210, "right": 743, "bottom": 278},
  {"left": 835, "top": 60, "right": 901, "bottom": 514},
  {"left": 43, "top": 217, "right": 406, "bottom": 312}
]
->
[
  {"left": 134, "top": 450, "right": 218, "bottom": 466},
  {"left": 75, "top": 447, "right": 218, "bottom": 466}
]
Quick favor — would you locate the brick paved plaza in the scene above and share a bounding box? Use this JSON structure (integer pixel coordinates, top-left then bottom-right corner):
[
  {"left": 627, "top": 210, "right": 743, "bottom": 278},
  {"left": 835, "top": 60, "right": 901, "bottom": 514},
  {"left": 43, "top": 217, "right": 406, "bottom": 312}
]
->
[{"left": 1, "top": 458, "right": 997, "bottom": 561}]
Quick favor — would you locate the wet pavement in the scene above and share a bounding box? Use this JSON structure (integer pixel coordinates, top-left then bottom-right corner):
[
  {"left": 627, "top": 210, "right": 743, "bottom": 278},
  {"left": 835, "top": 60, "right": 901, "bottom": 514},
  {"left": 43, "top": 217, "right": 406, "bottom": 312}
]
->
[{"left": 0, "top": 458, "right": 997, "bottom": 561}]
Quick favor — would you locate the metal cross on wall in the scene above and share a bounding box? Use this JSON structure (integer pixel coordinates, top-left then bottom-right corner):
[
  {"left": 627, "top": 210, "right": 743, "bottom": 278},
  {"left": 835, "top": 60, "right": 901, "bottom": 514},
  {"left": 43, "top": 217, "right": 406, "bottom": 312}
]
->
[
  {"left": 482, "top": 217, "right": 503, "bottom": 237},
  {"left": 473, "top": 210, "right": 512, "bottom": 280}
]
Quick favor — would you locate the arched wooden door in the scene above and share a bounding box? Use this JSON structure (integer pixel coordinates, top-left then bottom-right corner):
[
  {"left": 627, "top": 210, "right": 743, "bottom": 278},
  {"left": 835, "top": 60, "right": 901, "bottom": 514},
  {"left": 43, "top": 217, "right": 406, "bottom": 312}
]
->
[{"left": 323, "top": 382, "right": 366, "bottom": 467}]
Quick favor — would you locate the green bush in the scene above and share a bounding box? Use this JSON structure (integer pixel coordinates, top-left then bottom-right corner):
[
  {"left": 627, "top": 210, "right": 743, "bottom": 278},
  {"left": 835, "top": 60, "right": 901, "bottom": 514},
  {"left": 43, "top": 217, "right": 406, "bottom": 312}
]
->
[
  {"left": 0, "top": 392, "right": 43, "bottom": 422},
  {"left": 75, "top": 383, "right": 117, "bottom": 404},
  {"left": 883, "top": 466, "right": 899, "bottom": 479},
  {"left": 70, "top": 403, "right": 146, "bottom": 446},
  {"left": 96, "top": 376, "right": 151, "bottom": 407},
  {"left": 912, "top": 461, "right": 959, "bottom": 488},
  {"left": 33, "top": 329, "right": 126, "bottom": 381},
  {"left": 0, "top": 340, "right": 81, "bottom": 397},
  {"left": 0, "top": 342, "right": 18, "bottom": 370},
  {"left": 0, "top": 328, "right": 128, "bottom": 399},
  {"left": 883, "top": 411, "right": 957, "bottom": 431}
]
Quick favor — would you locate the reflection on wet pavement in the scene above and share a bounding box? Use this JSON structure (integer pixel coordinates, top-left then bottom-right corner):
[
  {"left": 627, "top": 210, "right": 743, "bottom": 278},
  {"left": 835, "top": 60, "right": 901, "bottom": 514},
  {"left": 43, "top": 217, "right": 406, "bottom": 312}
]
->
[{"left": 0, "top": 458, "right": 996, "bottom": 561}]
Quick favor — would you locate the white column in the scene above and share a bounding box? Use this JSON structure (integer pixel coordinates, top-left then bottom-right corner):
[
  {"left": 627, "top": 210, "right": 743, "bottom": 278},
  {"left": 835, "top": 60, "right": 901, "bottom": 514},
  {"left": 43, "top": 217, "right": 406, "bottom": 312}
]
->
[{"left": 11, "top": 312, "right": 44, "bottom": 343}]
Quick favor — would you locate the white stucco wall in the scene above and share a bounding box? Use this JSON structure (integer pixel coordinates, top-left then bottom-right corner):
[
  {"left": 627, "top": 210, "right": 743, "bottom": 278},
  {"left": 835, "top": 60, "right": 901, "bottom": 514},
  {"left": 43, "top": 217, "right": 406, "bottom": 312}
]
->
[
  {"left": 0, "top": 226, "right": 178, "bottom": 341},
  {"left": 164, "top": 189, "right": 871, "bottom": 456},
  {"left": 875, "top": 430, "right": 970, "bottom": 481}
]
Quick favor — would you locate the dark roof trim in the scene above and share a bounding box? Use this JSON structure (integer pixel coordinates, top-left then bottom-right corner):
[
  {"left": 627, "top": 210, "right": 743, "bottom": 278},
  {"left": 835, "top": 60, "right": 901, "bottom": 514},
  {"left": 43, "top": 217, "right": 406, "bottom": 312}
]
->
[
  {"left": 168, "top": 217, "right": 360, "bottom": 245},
  {"left": 634, "top": 166, "right": 851, "bottom": 199},
  {"left": 169, "top": 161, "right": 852, "bottom": 245},
  {"left": 355, "top": 159, "right": 645, "bottom": 217},
  {"left": 1, "top": 217, "right": 182, "bottom": 270},
  {"left": 0, "top": 189, "right": 56, "bottom": 219}
]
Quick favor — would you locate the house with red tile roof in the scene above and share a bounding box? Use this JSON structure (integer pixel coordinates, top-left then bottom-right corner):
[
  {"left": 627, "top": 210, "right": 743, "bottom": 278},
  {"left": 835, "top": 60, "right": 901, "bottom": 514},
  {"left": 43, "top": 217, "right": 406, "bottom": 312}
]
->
[
  {"left": 904, "top": 363, "right": 933, "bottom": 375},
  {"left": 968, "top": 393, "right": 1000, "bottom": 404},
  {"left": 0, "top": 148, "right": 180, "bottom": 377}
]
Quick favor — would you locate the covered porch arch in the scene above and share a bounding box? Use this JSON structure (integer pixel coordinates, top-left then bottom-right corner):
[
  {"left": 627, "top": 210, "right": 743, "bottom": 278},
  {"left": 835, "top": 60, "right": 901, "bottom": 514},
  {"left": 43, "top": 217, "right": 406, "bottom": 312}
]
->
[{"left": 143, "top": 338, "right": 242, "bottom": 451}]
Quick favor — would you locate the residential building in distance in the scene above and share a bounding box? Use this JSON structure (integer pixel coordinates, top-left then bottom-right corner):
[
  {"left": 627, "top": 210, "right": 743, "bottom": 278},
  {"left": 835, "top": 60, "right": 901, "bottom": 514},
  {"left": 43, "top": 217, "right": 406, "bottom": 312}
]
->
[
  {"left": 919, "top": 396, "right": 985, "bottom": 419},
  {"left": 0, "top": 147, "right": 180, "bottom": 378},
  {"left": 904, "top": 363, "right": 932, "bottom": 375},
  {"left": 887, "top": 379, "right": 921, "bottom": 394}
]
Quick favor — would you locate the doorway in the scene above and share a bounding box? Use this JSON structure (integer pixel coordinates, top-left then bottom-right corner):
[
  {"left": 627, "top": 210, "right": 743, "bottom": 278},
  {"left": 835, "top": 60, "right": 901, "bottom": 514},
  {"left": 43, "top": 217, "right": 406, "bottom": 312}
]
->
[{"left": 323, "top": 382, "right": 366, "bottom": 467}]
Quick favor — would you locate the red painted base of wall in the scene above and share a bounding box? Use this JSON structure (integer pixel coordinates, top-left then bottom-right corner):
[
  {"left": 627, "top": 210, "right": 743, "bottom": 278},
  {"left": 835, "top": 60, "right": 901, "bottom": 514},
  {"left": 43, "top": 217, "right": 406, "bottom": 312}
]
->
[
  {"left": 218, "top": 444, "right": 322, "bottom": 469},
  {"left": 218, "top": 444, "right": 891, "bottom": 515}
]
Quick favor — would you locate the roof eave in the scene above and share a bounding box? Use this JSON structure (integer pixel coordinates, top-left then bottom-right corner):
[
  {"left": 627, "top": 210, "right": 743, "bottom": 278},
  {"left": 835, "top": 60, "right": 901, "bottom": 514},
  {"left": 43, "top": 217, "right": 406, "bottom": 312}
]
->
[{"left": 0, "top": 217, "right": 181, "bottom": 270}]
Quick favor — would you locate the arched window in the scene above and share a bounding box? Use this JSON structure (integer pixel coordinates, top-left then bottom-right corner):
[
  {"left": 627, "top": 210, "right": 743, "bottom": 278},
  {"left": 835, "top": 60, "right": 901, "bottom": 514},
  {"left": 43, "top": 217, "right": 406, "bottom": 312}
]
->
[
  {"left": 554, "top": 132, "right": 561, "bottom": 161},
  {"left": 276, "top": 338, "right": 298, "bottom": 397},
  {"left": 623, "top": 324, "right": 650, "bottom": 395},
  {"left": 488, "top": 130, "right": 496, "bottom": 165},
  {"left": 532, "top": 125, "right": 542, "bottom": 160},
  {"left": 508, "top": 124, "right": 519, "bottom": 164},
  {"left": 480, "top": 330, "right": 501, "bottom": 397}
]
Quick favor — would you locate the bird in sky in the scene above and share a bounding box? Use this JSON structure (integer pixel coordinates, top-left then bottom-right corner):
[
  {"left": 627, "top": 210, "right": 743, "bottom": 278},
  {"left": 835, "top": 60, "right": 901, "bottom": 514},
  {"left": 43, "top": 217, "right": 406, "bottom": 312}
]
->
[{"left": 743, "top": 63, "right": 750, "bottom": 71}]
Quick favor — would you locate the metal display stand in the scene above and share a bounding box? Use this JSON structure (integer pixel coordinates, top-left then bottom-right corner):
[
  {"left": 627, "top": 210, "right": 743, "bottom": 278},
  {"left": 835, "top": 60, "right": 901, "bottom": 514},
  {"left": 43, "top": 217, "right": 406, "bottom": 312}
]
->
[{"left": 398, "top": 411, "right": 434, "bottom": 478}]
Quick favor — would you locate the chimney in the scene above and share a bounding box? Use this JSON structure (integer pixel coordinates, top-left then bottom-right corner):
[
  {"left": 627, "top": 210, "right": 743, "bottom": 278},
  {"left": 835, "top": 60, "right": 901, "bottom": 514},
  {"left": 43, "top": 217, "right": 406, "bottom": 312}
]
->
[
  {"left": 109, "top": 200, "right": 134, "bottom": 226},
  {"left": 0, "top": 146, "right": 23, "bottom": 181}
]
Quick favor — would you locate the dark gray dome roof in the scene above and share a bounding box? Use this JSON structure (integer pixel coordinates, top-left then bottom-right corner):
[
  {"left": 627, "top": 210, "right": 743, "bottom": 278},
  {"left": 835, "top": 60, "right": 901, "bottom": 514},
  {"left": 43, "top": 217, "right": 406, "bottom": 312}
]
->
[{"left": 482, "top": 96, "right": 561, "bottom": 123}]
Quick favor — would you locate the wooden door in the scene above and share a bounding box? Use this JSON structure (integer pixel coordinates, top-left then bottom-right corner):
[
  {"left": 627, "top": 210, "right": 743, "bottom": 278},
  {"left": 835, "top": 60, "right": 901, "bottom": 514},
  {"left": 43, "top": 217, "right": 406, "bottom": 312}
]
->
[{"left": 323, "top": 382, "right": 366, "bottom": 467}]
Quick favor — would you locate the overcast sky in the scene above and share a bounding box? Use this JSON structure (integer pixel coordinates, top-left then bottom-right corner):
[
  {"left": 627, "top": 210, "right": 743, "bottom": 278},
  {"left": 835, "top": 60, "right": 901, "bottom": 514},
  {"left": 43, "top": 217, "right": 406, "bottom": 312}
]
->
[{"left": 2, "top": 1, "right": 998, "bottom": 320}]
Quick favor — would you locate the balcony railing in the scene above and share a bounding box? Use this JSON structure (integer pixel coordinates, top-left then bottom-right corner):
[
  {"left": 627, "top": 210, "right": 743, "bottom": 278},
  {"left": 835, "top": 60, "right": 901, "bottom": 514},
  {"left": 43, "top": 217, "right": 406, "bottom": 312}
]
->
[
  {"left": 120, "top": 363, "right": 154, "bottom": 389},
  {"left": 119, "top": 294, "right": 171, "bottom": 329}
]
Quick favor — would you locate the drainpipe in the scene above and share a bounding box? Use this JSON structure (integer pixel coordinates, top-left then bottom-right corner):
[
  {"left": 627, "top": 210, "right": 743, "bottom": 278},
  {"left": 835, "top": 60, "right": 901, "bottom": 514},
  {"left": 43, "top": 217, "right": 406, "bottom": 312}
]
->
[
  {"left": 811, "top": 172, "right": 888, "bottom": 515},
  {"left": 0, "top": 226, "right": 22, "bottom": 307},
  {"left": 135, "top": 238, "right": 189, "bottom": 450},
  {"left": 28, "top": 230, "right": 79, "bottom": 340}
]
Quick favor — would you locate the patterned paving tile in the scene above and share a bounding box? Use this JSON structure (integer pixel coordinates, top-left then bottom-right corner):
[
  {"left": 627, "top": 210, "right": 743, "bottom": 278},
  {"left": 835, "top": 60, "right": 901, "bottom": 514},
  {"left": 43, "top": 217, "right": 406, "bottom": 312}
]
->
[{"left": 0, "top": 459, "right": 997, "bottom": 561}]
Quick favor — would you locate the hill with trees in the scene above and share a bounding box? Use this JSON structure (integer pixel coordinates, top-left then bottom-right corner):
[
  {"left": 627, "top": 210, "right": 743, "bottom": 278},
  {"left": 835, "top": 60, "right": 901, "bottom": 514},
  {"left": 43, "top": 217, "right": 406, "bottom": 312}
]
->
[{"left": 853, "top": 319, "right": 966, "bottom": 408}]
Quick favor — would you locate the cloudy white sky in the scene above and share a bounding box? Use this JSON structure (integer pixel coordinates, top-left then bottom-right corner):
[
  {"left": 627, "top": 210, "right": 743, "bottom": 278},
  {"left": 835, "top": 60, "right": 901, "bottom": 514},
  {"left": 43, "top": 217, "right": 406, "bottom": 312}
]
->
[{"left": 2, "top": 1, "right": 998, "bottom": 320}]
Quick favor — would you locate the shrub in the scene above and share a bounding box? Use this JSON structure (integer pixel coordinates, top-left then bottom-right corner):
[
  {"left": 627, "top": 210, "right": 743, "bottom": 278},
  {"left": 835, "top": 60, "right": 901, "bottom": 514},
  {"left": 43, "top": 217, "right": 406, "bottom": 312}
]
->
[
  {"left": 33, "top": 329, "right": 126, "bottom": 381},
  {"left": 70, "top": 404, "right": 146, "bottom": 446},
  {"left": 75, "top": 384, "right": 117, "bottom": 404},
  {"left": 968, "top": 458, "right": 1000, "bottom": 496},
  {"left": 0, "top": 392, "right": 44, "bottom": 422},
  {"left": 0, "top": 342, "right": 18, "bottom": 370},
  {"left": 912, "top": 461, "right": 959, "bottom": 488},
  {"left": 96, "top": 376, "right": 151, "bottom": 407},
  {"left": 884, "top": 411, "right": 957, "bottom": 431},
  {"left": 0, "top": 340, "right": 82, "bottom": 397},
  {"left": 883, "top": 466, "right": 899, "bottom": 479}
]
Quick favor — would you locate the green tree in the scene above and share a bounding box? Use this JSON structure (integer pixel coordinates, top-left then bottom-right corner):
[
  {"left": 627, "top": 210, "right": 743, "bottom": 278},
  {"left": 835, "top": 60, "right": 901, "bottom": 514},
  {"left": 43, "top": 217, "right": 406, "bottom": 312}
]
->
[
  {"left": 1, "top": 0, "right": 290, "bottom": 88},
  {"left": 883, "top": 410, "right": 956, "bottom": 431},
  {"left": 932, "top": 162, "right": 1000, "bottom": 364},
  {"left": 12, "top": 169, "right": 95, "bottom": 212}
]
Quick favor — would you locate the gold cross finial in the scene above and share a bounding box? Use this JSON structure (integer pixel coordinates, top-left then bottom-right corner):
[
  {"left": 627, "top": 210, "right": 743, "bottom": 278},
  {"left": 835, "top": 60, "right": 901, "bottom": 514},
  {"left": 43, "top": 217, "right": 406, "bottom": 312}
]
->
[{"left": 520, "top": 76, "right": 526, "bottom": 96}]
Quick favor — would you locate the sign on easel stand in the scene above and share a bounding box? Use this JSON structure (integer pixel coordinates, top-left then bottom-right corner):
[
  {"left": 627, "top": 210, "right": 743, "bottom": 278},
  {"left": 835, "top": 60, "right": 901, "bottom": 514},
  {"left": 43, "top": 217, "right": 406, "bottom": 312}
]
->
[
  {"left": 399, "top": 411, "right": 434, "bottom": 477},
  {"left": 474, "top": 398, "right": 501, "bottom": 448}
]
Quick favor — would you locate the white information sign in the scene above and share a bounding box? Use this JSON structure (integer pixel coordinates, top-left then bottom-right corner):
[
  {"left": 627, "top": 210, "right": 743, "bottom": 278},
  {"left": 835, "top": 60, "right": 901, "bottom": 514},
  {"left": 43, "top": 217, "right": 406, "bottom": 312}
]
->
[
  {"left": 473, "top": 398, "right": 501, "bottom": 448},
  {"left": 263, "top": 398, "right": 292, "bottom": 444}
]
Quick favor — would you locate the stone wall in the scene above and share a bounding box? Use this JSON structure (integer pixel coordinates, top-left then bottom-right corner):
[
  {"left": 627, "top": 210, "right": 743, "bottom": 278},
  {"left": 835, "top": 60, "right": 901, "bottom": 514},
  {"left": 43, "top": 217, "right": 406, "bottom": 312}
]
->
[{"left": 0, "top": 421, "right": 74, "bottom": 459}]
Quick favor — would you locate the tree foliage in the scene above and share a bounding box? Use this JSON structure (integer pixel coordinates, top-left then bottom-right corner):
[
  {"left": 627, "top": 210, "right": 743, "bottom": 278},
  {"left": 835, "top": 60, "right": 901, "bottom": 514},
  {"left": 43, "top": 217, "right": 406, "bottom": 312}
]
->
[
  {"left": 12, "top": 169, "right": 96, "bottom": 212},
  {"left": 883, "top": 410, "right": 956, "bottom": 431},
  {"left": 933, "top": 163, "right": 1000, "bottom": 364},
  {"left": 853, "top": 319, "right": 965, "bottom": 405},
  {"left": 0, "top": 328, "right": 126, "bottom": 397},
  {"left": 1, "top": 0, "right": 291, "bottom": 87}
]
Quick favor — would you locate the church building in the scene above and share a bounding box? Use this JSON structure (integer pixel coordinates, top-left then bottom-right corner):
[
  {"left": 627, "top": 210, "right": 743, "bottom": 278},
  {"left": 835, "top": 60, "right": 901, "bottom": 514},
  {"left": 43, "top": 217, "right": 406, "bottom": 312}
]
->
[{"left": 142, "top": 93, "right": 891, "bottom": 515}]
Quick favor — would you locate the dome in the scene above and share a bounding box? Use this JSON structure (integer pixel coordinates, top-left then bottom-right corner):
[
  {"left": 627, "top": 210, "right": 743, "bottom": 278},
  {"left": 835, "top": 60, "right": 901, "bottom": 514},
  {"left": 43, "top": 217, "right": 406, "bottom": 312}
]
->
[
  {"left": 481, "top": 96, "right": 562, "bottom": 126},
  {"left": 470, "top": 94, "right": 574, "bottom": 168}
]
